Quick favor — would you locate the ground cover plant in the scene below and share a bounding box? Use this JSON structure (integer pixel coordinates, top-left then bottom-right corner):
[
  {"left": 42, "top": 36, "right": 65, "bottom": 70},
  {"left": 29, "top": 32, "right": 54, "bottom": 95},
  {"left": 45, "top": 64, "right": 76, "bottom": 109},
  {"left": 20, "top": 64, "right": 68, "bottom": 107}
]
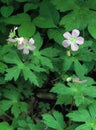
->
[{"left": 0, "top": 0, "right": 96, "bottom": 130}]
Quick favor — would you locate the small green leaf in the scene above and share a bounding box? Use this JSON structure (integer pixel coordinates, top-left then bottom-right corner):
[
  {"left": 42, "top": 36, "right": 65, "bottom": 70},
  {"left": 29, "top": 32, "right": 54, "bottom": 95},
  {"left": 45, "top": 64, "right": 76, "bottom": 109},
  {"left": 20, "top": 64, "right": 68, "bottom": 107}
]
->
[
  {"left": 18, "top": 22, "right": 36, "bottom": 37},
  {"left": 40, "top": 0, "right": 60, "bottom": 25},
  {"left": 50, "top": 83, "right": 72, "bottom": 95},
  {"left": 60, "top": 8, "right": 92, "bottom": 31},
  {"left": 67, "top": 103, "right": 96, "bottom": 130},
  {"left": 0, "top": 62, "right": 7, "bottom": 73},
  {"left": 4, "top": 86, "right": 19, "bottom": 102},
  {"left": 0, "top": 6, "right": 14, "bottom": 17},
  {"left": 40, "top": 56, "right": 53, "bottom": 69},
  {"left": 63, "top": 56, "right": 73, "bottom": 71},
  {"left": 0, "top": 122, "right": 13, "bottom": 130},
  {"left": 42, "top": 110, "right": 65, "bottom": 130},
  {"left": 11, "top": 102, "right": 28, "bottom": 118},
  {"left": 67, "top": 108, "right": 90, "bottom": 122},
  {"left": 74, "top": 60, "right": 87, "bottom": 78},
  {"left": 33, "top": 32, "right": 43, "bottom": 50},
  {"left": 23, "top": 66, "right": 39, "bottom": 86},
  {"left": 51, "top": 0, "right": 77, "bottom": 12},
  {"left": 0, "top": 100, "right": 12, "bottom": 113},
  {"left": 5, "top": 13, "right": 31, "bottom": 25},
  {"left": 88, "top": 23, "right": 96, "bottom": 39},
  {"left": 40, "top": 47, "right": 59, "bottom": 58},
  {"left": 24, "top": 3, "right": 38, "bottom": 12},
  {"left": 11, "top": 104, "right": 21, "bottom": 118},
  {"left": 47, "top": 29, "right": 64, "bottom": 44},
  {"left": 56, "top": 95, "right": 72, "bottom": 105},
  {"left": 33, "top": 16, "right": 56, "bottom": 28},
  {"left": 3, "top": 51, "right": 22, "bottom": 65},
  {"left": 5, "top": 66, "right": 21, "bottom": 81}
]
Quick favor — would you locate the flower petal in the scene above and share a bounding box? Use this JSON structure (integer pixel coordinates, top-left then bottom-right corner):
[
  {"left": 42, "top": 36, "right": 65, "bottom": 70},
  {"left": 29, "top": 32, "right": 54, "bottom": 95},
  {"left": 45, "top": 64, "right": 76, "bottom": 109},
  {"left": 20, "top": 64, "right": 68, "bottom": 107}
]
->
[
  {"left": 7, "top": 38, "right": 17, "bottom": 43},
  {"left": 72, "top": 29, "right": 80, "bottom": 37},
  {"left": 29, "top": 38, "right": 34, "bottom": 44},
  {"left": 62, "top": 40, "right": 70, "bottom": 48},
  {"left": 29, "top": 45, "right": 36, "bottom": 51},
  {"left": 23, "top": 48, "right": 29, "bottom": 54},
  {"left": 16, "top": 37, "right": 24, "bottom": 45},
  {"left": 17, "top": 44, "right": 23, "bottom": 50},
  {"left": 63, "top": 32, "right": 71, "bottom": 39},
  {"left": 73, "top": 78, "right": 80, "bottom": 82},
  {"left": 71, "top": 44, "right": 79, "bottom": 51},
  {"left": 76, "top": 37, "right": 84, "bottom": 44},
  {"left": 23, "top": 39, "right": 28, "bottom": 44}
]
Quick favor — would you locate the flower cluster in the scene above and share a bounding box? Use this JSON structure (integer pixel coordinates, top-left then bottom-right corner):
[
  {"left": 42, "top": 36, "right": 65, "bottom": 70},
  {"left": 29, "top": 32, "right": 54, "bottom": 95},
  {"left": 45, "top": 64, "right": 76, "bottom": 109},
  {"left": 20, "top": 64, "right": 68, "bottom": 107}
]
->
[
  {"left": 7, "top": 27, "right": 36, "bottom": 55},
  {"left": 17, "top": 37, "right": 35, "bottom": 54},
  {"left": 62, "top": 29, "right": 84, "bottom": 51}
]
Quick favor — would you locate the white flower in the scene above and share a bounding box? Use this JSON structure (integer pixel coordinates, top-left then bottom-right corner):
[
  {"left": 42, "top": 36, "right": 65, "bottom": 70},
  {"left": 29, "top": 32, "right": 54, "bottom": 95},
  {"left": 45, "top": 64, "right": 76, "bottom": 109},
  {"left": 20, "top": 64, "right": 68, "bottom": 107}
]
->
[
  {"left": 7, "top": 37, "right": 17, "bottom": 43},
  {"left": 16, "top": 37, "right": 25, "bottom": 45},
  {"left": 62, "top": 29, "right": 84, "bottom": 51},
  {"left": 17, "top": 38, "right": 36, "bottom": 54}
]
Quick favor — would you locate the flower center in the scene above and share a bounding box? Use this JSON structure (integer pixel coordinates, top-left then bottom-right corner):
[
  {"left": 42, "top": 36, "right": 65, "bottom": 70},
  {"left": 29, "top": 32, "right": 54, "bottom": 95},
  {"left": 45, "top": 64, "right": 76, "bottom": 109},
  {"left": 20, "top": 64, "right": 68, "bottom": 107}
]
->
[
  {"left": 69, "top": 37, "right": 76, "bottom": 44},
  {"left": 24, "top": 43, "right": 30, "bottom": 49}
]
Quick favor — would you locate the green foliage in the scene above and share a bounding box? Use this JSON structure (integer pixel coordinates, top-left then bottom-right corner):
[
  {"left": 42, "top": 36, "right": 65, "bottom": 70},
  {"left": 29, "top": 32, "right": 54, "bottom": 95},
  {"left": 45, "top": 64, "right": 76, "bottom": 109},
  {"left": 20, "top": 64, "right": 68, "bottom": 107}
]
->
[
  {"left": 67, "top": 102, "right": 96, "bottom": 130},
  {"left": 33, "top": 32, "right": 43, "bottom": 50},
  {"left": 74, "top": 60, "right": 87, "bottom": 78},
  {"left": 51, "top": 78, "right": 96, "bottom": 106},
  {"left": 24, "top": 3, "right": 38, "bottom": 12},
  {"left": 4, "top": 13, "right": 31, "bottom": 25},
  {"left": 39, "top": 102, "right": 50, "bottom": 112},
  {"left": 42, "top": 111, "right": 66, "bottom": 130},
  {"left": 0, "top": 85, "right": 28, "bottom": 118},
  {"left": 0, "top": 0, "right": 96, "bottom": 130},
  {"left": 3, "top": 50, "right": 39, "bottom": 85},
  {"left": 0, "top": 122, "right": 13, "bottom": 130},
  {"left": 88, "top": 23, "right": 96, "bottom": 39},
  {"left": 47, "top": 28, "right": 64, "bottom": 45},
  {"left": 33, "top": 0, "right": 59, "bottom": 28},
  {"left": 0, "top": 6, "right": 14, "bottom": 17},
  {"left": 18, "top": 22, "right": 36, "bottom": 37}
]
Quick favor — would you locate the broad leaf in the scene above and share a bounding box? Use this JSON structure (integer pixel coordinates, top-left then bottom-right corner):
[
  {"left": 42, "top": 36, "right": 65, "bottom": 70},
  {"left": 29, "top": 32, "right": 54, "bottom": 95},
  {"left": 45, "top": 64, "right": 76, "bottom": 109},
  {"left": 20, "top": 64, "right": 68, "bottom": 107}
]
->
[
  {"left": 42, "top": 110, "right": 65, "bottom": 130},
  {"left": 18, "top": 22, "right": 36, "bottom": 37},
  {"left": 0, "top": 122, "right": 13, "bottom": 130},
  {"left": 74, "top": 60, "right": 87, "bottom": 78},
  {"left": 0, "top": 6, "right": 14, "bottom": 17},
  {"left": 4, "top": 13, "right": 31, "bottom": 25},
  {"left": 33, "top": 0, "right": 59, "bottom": 28},
  {"left": 47, "top": 28, "right": 64, "bottom": 44},
  {"left": 67, "top": 102, "right": 96, "bottom": 130},
  {"left": 24, "top": 3, "right": 38, "bottom": 12},
  {"left": 5, "top": 66, "right": 21, "bottom": 81}
]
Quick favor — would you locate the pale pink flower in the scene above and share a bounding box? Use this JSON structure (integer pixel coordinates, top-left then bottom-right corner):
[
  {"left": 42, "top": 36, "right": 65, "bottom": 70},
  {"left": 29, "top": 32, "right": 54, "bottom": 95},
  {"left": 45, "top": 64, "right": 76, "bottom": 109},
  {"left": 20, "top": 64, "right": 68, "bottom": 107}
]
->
[
  {"left": 7, "top": 37, "right": 17, "bottom": 43},
  {"left": 16, "top": 37, "right": 25, "bottom": 45},
  {"left": 62, "top": 29, "right": 84, "bottom": 51},
  {"left": 72, "top": 78, "right": 87, "bottom": 83},
  {"left": 17, "top": 38, "right": 35, "bottom": 54}
]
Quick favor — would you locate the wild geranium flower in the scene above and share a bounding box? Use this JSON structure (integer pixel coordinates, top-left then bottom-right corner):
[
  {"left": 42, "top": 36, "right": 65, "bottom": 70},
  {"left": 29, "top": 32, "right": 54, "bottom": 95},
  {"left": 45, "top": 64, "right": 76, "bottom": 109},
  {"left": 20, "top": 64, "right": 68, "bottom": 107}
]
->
[
  {"left": 72, "top": 78, "right": 87, "bottom": 84},
  {"left": 7, "top": 27, "right": 36, "bottom": 54},
  {"left": 17, "top": 37, "right": 36, "bottom": 54},
  {"left": 62, "top": 29, "right": 84, "bottom": 51}
]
